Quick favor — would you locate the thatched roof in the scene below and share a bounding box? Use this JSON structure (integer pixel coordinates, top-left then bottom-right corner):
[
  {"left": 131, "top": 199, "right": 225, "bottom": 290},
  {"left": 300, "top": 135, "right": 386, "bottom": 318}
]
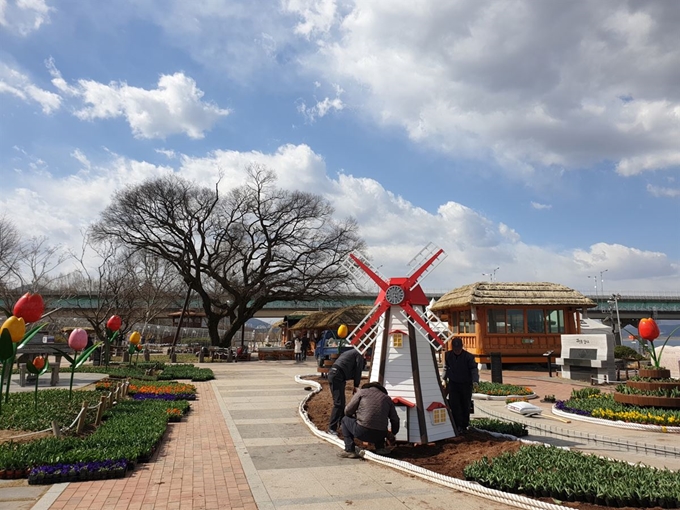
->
[
  {"left": 289, "top": 310, "right": 329, "bottom": 330},
  {"left": 431, "top": 282, "right": 596, "bottom": 311},
  {"left": 290, "top": 305, "right": 373, "bottom": 331}
]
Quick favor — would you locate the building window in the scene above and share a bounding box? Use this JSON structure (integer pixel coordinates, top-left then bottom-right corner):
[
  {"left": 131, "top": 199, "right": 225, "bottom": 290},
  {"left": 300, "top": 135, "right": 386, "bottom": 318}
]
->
[
  {"left": 456, "top": 310, "right": 475, "bottom": 334},
  {"left": 507, "top": 309, "right": 524, "bottom": 333},
  {"left": 487, "top": 309, "right": 505, "bottom": 334},
  {"left": 433, "top": 408, "right": 447, "bottom": 424},
  {"left": 546, "top": 310, "right": 565, "bottom": 333},
  {"left": 527, "top": 309, "right": 545, "bottom": 333},
  {"left": 392, "top": 332, "right": 403, "bottom": 348}
]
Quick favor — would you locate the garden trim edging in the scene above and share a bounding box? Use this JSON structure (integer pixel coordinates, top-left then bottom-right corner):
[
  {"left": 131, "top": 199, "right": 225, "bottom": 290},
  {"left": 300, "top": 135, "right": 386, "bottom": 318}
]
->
[
  {"left": 551, "top": 405, "right": 680, "bottom": 433},
  {"left": 295, "top": 375, "right": 563, "bottom": 510},
  {"left": 473, "top": 392, "right": 537, "bottom": 401}
]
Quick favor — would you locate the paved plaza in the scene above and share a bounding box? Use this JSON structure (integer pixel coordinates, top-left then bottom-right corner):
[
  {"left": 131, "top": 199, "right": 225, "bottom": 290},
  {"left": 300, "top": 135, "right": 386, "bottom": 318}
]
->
[{"left": 0, "top": 360, "right": 678, "bottom": 509}]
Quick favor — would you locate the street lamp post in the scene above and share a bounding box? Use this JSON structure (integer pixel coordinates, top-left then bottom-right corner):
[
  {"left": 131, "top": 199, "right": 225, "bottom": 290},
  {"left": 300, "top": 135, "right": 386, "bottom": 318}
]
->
[
  {"left": 608, "top": 294, "right": 623, "bottom": 347},
  {"left": 599, "top": 269, "right": 608, "bottom": 296},
  {"left": 588, "top": 275, "right": 598, "bottom": 300}
]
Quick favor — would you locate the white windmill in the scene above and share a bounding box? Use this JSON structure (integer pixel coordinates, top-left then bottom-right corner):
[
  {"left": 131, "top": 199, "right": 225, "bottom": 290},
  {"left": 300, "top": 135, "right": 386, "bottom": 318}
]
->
[{"left": 344, "top": 243, "right": 457, "bottom": 443}]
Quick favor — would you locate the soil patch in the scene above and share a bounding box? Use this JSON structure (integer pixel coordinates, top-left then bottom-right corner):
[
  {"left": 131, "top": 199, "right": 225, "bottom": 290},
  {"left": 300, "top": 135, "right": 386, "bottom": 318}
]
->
[{"left": 303, "top": 376, "right": 663, "bottom": 510}]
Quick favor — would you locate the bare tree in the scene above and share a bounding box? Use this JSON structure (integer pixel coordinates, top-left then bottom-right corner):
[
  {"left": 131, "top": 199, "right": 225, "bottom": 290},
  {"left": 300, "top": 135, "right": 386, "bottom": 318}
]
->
[
  {"left": 91, "top": 166, "right": 365, "bottom": 346},
  {"left": 60, "top": 236, "right": 183, "bottom": 361},
  {"left": 0, "top": 216, "right": 66, "bottom": 317}
]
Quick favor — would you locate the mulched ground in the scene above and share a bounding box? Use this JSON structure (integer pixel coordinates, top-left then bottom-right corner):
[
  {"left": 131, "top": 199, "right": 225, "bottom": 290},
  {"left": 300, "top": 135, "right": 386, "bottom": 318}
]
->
[{"left": 303, "top": 376, "right": 666, "bottom": 510}]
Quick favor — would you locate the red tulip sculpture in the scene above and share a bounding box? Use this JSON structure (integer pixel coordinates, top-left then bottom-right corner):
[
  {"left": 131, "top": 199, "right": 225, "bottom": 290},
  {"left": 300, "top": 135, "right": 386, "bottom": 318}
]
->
[
  {"left": 55, "top": 328, "right": 102, "bottom": 400},
  {"left": 634, "top": 318, "right": 680, "bottom": 369},
  {"left": 0, "top": 293, "right": 47, "bottom": 410},
  {"left": 26, "top": 355, "right": 49, "bottom": 410},
  {"left": 104, "top": 315, "right": 122, "bottom": 368}
]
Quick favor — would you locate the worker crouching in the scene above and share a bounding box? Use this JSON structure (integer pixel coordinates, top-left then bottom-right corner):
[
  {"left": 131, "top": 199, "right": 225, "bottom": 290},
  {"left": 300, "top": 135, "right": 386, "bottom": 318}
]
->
[{"left": 338, "top": 382, "right": 399, "bottom": 459}]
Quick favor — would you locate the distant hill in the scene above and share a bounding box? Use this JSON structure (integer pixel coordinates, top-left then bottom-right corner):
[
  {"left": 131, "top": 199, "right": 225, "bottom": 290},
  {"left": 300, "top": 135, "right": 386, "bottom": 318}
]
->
[
  {"left": 246, "top": 318, "right": 273, "bottom": 330},
  {"left": 659, "top": 321, "right": 680, "bottom": 337}
]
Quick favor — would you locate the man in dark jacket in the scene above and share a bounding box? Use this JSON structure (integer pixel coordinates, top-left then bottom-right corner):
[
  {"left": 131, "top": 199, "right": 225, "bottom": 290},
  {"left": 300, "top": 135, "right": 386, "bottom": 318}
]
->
[
  {"left": 444, "top": 337, "right": 479, "bottom": 434},
  {"left": 328, "top": 348, "right": 365, "bottom": 434},
  {"left": 338, "top": 382, "right": 400, "bottom": 458}
]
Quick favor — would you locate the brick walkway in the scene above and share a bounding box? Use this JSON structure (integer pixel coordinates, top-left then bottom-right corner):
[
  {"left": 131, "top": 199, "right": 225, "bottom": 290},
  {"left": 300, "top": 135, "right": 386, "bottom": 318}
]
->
[{"left": 48, "top": 381, "right": 256, "bottom": 510}]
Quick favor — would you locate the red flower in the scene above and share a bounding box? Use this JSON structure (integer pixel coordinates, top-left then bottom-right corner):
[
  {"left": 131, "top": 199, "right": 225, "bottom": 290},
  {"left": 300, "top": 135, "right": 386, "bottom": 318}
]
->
[{"left": 638, "top": 318, "right": 660, "bottom": 341}]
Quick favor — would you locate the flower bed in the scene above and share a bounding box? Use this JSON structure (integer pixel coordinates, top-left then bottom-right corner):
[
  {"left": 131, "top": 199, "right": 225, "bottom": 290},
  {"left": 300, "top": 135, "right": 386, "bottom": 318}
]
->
[
  {"left": 96, "top": 379, "right": 197, "bottom": 400},
  {"left": 473, "top": 381, "right": 537, "bottom": 400},
  {"left": 158, "top": 364, "right": 215, "bottom": 381},
  {"left": 555, "top": 388, "right": 680, "bottom": 426},
  {"left": 28, "top": 459, "right": 128, "bottom": 484},
  {"left": 464, "top": 444, "right": 680, "bottom": 507}
]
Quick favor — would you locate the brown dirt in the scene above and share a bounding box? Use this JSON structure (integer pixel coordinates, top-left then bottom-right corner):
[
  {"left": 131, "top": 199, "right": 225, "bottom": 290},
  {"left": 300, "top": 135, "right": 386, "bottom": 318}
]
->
[{"left": 304, "top": 377, "right": 665, "bottom": 510}]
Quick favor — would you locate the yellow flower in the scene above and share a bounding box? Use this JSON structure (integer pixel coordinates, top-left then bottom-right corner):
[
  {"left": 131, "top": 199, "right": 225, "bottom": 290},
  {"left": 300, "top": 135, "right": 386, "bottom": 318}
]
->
[{"left": 0, "top": 316, "right": 26, "bottom": 343}]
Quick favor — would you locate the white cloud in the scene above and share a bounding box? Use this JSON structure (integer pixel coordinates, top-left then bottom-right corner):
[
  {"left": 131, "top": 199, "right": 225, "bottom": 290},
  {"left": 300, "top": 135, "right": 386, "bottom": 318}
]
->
[
  {"left": 0, "top": 0, "right": 51, "bottom": 35},
  {"left": 283, "top": 0, "right": 338, "bottom": 38},
  {"left": 283, "top": 1, "right": 680, "bottom": 177},
  {"left": 531, "top": 202, "right": 552, "bottom": 210},
  {"left": 72, "top": 72, "right": 230, "bottom": 139},
  {"left": 0, "top": 62, "right": 61, "bottom": 113},
  {"left": 155, "top": 148, "right": 177, "bottom": 159},
  {"left": 647, "top": 183, "right": 680, "bottom": 198},
  {"left": 2, "top": 144, "right": 678, "bottom": 291},
  {"left": 297, "top": 83, "right": 344, "bottom": 122}
]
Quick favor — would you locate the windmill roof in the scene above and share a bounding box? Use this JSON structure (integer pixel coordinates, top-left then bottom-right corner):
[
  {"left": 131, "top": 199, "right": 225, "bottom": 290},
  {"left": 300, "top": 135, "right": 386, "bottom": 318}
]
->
[{"left": 431, "top": 282, "right": 595, "bottom": 311}]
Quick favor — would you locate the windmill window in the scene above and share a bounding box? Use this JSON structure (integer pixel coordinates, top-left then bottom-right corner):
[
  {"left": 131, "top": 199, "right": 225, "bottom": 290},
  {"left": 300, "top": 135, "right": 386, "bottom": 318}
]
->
[
  {"left": 392, "top": 332, "right": 403, "bottom": 348},
  {"left": 432, "top": 408, "right": 447, "bottom": 424}
]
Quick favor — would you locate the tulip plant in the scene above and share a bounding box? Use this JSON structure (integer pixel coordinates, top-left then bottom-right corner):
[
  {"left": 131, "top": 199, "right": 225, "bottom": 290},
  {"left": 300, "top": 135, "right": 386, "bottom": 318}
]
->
[
  {"left": 629, "top": 317, "right": 680, "bottom": 369},
  {"left": 0, "top": 293, "right": 47, "bottom": 412},
  {"left": 128, "top": 331, "right": 142, "bottom": 366},
  {"left": 54, "top": 328, "right": 102, "bottom": 400},
  {"left": 26, "top": 356, "right": 50, "bottom": 410}
]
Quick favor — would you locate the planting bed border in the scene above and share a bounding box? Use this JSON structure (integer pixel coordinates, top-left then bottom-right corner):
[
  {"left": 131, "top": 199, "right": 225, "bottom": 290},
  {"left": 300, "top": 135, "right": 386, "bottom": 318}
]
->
[
  {"left": 295, "top": 374, "right": 563, "bottom": 510},
  {"left": 551, "top": 405, "right": 680, "bottom": 433},
  {"left": 473, "top": 392, "right": 538, "bottom": 401}
]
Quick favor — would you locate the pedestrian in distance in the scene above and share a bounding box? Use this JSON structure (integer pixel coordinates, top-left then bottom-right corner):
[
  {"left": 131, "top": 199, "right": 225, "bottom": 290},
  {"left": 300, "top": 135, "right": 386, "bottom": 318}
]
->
[
  {"left": 338, "top": 381, "right": 400, "bottom": 458},
  {"left": 328, "top": 348, "right": 365, "bottom": 435},
  {"left": 294, "top": 337, "right": 302, "bottom": 362},
  {"left": 443, "top": 336, "right": 479, "bottom": 434},
  {"left": 301, "top": 334, "right": 310, "bottom": 361}
]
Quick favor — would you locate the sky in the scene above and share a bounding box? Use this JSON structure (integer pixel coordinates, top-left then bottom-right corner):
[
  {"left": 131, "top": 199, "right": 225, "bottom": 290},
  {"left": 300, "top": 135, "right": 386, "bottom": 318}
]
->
[{"left": 1, "top": 0, "right": 679, "bottom": 296}]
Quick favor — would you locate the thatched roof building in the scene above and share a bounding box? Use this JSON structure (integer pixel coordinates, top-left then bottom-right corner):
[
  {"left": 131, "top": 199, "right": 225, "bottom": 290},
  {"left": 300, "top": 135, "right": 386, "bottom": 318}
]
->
[
  {"left": 430, "top": 282, "right": 595, "bottom": 364},
  {"left": 431, "top": 282, "right": 595, "bottom": 311},
  {"left": 290, "top": 305, "right": 373, "bottom": 331}
]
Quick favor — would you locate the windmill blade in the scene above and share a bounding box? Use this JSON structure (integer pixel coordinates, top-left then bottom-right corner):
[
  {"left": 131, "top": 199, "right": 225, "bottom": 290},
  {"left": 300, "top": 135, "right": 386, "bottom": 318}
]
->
[
  {"left": 348, "top": 301, "right": 391, "bottom": 354},
  {"left": 400, "top": 303, "right": 453, "bottom": 351},
  {"left": 343, "top": 252, "right": 388, "bottom": 291},
  {"left": 405, "top": 243, "right": 447, "bottom": 290}
]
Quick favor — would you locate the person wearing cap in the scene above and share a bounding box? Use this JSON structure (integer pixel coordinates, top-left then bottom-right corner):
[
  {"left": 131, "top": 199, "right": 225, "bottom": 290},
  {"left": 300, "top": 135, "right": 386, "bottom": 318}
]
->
[
  {"left": 327, "top": 348, "right": 365, "bottom": 435},
  {"left": 443, "top": 336, "right": 479, "bottom": 433}
]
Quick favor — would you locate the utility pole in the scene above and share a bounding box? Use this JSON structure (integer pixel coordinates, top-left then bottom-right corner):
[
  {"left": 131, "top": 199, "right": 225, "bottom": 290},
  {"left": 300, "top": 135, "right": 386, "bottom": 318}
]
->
[{"left": 599, "top": 269, "right": 608, "bottom": 295}]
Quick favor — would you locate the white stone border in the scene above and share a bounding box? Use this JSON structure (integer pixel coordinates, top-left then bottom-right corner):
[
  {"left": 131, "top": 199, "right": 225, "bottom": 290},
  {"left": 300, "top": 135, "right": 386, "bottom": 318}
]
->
[
  {"left": 473, "top": 392, "right": 538, "bottom": 401},
  {"left": 551, "top": 405, "right": 680, "bottom": 433},
  {"left": 295, "top": 374, "right": 564, "bottom": 510}
]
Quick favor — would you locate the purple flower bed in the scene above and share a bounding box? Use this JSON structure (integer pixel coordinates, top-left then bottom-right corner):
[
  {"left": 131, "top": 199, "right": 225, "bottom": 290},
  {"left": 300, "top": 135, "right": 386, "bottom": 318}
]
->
[
  {"left": 28, "top": 459, "right": 128, "bottom": 485},
  {"left": 554, "top": 400, "right": 592, "bottom": 417},
  {"left": 132, "top": 393, "right": 196, "bottom": 401}
]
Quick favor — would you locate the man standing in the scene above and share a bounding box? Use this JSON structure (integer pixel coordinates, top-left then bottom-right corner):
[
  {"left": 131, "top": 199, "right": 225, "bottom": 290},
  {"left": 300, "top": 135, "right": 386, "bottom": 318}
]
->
[
  {"left": 338, "top": 382, "right": 400, "bottom": 458},
  {"left": 328, "top": 348, "right": 365, "bottom": 435},
  {"left": 444, "top": 337, "right": 479, "bottom": 434}
]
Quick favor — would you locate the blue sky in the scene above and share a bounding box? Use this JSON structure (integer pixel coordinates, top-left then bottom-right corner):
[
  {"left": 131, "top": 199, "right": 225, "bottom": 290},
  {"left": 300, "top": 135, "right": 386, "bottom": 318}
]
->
[{"left": 1, "top": 0, "right": 679, "bottom": 294}]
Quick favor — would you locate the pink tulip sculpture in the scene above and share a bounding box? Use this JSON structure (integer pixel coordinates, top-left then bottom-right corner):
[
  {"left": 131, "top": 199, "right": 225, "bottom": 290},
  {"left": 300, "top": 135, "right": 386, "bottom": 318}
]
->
[{"left": 56, "top": 328, "right": 102, "bottom": 400}]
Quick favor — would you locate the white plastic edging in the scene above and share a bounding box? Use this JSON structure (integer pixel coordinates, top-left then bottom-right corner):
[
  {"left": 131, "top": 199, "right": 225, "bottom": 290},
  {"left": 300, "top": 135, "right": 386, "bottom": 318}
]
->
[
  {"left": 295, "top": 375, "right": 563, "bottom": 510},
  {"left": 551, "top": 405, "right": 680, "bottom": 433},
  {"left": 473, "top": 393, "right": 538, "bottom": 401}
]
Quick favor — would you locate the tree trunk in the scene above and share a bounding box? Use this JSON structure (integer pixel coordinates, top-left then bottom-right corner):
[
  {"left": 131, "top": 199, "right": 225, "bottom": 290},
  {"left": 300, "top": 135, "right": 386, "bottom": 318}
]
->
[{"left": 207, "top": 316, "right": 222, "bottom": 347}]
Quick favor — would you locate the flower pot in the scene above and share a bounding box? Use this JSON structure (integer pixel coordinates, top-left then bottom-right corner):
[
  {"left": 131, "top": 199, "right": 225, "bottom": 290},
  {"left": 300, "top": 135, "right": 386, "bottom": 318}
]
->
[
  {"left": 614, "top": 392, "right": 680, "bottom": 408},
  {"left": 627, "top": 380, "right": 680, "bottom": 391},
  {"left": 639, "top": 367, "right": 671, "bottom": 379}
]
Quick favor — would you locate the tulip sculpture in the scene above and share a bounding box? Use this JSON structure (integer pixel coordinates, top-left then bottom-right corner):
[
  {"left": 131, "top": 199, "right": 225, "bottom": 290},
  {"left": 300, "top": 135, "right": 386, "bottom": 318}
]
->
[
  {"left": 55, "top": 328, "right": 102, "bottom": 400},
  {"left": 128, "top": 331, "right": 141, "bottom": 365},
  {"left": 633, "top": 317, "right": 680, "bottom": 370},
  {"left": 26, "top": 356, "right": 49, "bottom": 410},
  {"left": 0, "top": 293, "right": 47, "bottom": 411},
  {"left": 103, "top": 315, "right": 122, "bottom": 368}
]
